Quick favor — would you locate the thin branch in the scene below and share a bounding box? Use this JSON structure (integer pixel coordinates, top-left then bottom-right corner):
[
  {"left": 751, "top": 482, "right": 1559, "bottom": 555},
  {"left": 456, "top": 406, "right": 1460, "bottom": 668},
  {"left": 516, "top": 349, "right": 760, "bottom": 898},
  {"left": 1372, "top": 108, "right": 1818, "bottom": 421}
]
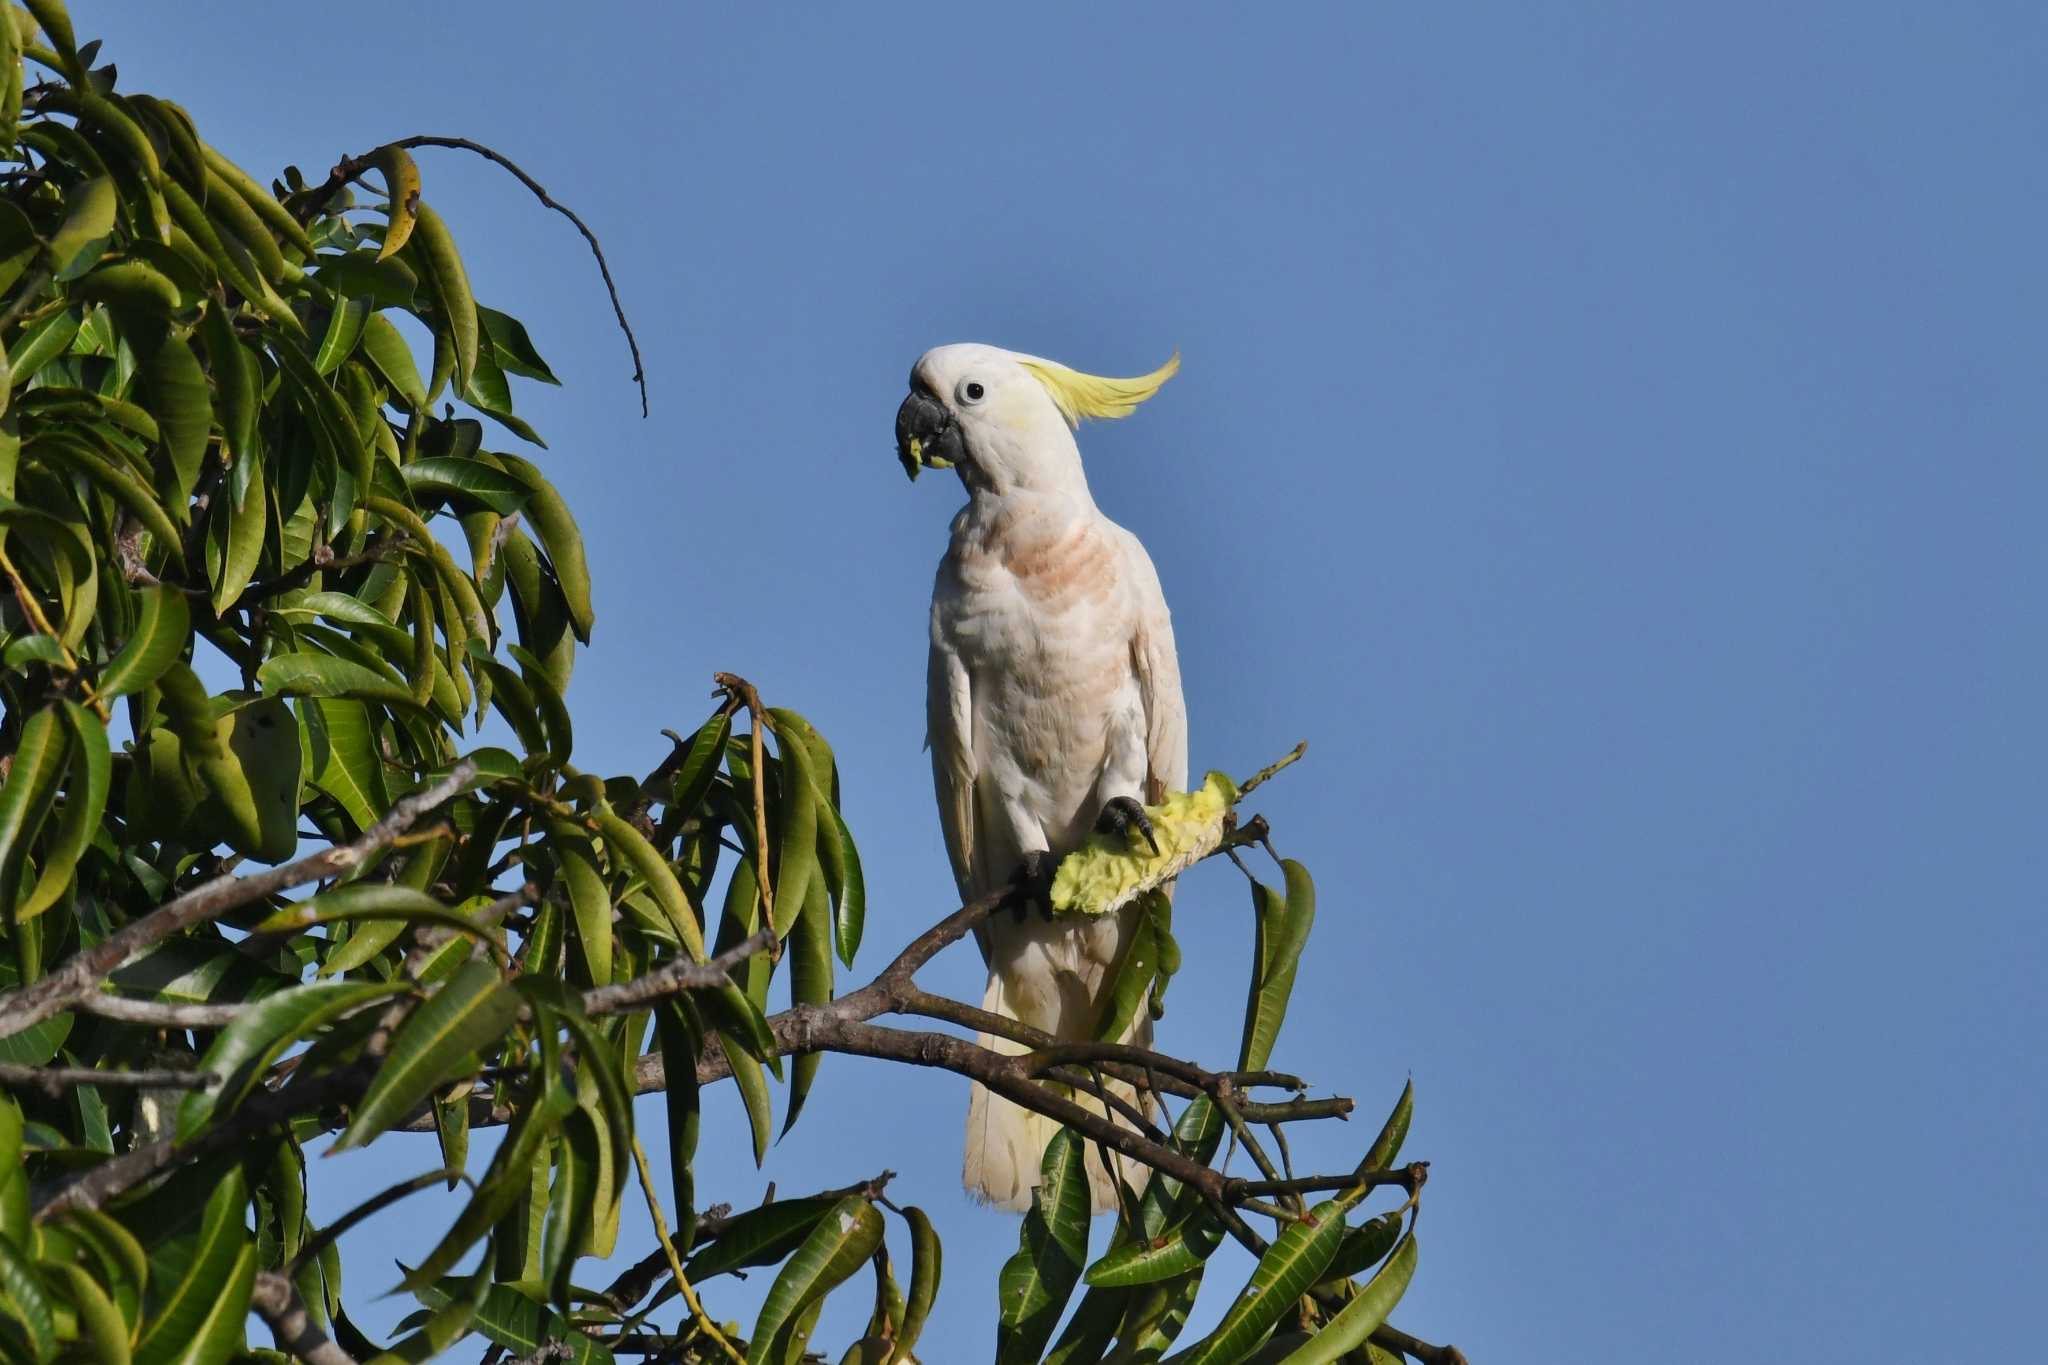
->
[
  {"left": 584, "top": 926, "right": 777, "bottom": 1015},
  {"left": 0, "top": 760, "right": 476, "bottom": 1041},
  {"left": 253, "top": 1269, "right": 360, "bottom": 1365},
  {"left": 287, "top": 1168, "right": 470, "bottom": 1278},
  {"left": 0, "top": 263, "right": 52, "bottom": 335},
  {"left": 74, "top": 994, "right": 244, "bottom": 1029},
  {"left": 1371, "top": 1322, "right": 1470, "bottom": 1365},
  {"left": 1237, "top": 740, "right": 1308, "bottom": 797},
  {"left": 313, "top": 137, "right": 647, "bottom": 416},
  {"left": 34, "top": 1056, "right": 371, "bottom": 1221},
  {"left": 0, "top": 1063, "right": 216, "bottom": 1096},
  {"left": 239, "top": 533, "right": 405, "bottom": 607},
  {"left": 1225, "top": 1162, "right": 1429, "bottom": 1201}
]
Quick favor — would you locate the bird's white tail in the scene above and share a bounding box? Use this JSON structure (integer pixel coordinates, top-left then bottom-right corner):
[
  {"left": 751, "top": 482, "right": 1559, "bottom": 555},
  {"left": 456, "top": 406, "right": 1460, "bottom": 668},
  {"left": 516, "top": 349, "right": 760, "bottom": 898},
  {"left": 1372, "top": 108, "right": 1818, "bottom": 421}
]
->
[{"left": 963, "top": 971, "right": 1151, "bottom": 1213}]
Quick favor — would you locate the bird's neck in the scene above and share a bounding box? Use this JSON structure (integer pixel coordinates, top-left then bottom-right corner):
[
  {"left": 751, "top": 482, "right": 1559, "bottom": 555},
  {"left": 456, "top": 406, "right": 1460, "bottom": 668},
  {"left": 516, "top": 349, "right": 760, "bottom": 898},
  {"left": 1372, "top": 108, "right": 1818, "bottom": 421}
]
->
[{"left": 952, "top": 482, "right": 1098, "bottom": 550}]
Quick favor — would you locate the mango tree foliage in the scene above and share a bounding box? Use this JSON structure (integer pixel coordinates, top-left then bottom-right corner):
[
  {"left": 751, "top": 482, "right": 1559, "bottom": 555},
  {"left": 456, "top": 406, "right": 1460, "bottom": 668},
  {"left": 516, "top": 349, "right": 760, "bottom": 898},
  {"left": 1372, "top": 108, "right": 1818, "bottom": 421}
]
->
[{"left": 0, "top": 6, "right": 1455, "bottom": 1364}]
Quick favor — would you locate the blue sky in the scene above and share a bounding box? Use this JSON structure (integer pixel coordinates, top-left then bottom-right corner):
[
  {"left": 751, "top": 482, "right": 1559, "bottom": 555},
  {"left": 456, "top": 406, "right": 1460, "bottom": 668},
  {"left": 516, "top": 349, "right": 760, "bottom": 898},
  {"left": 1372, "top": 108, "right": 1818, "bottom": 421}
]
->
[{"left": 114, "top": 3, "right": 2044, "bottom": 1359}]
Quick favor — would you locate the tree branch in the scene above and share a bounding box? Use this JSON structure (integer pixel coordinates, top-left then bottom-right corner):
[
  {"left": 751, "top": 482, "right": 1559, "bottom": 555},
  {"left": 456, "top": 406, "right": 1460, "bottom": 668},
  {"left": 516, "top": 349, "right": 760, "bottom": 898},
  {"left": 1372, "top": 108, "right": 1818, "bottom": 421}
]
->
[
  {"left": 73, "top": 995, "right": 244, "bottom": 1029},
  {"left": 253, "top": 1270, "right": 360, "bottom": 1365},
  {"left": 0, "top": 1063, "right": 216, "bottom": 1096},
  {"left": 0, "top": 760, "right": 476, "bottom": 1041}
]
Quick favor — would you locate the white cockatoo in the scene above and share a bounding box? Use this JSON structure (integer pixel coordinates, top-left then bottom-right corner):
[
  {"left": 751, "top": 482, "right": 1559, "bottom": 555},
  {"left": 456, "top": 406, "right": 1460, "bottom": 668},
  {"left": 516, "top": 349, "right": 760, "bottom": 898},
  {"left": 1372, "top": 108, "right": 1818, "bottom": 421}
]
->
[{"left": 894, "top": 343, "right": 1188, "bottom": 1212}]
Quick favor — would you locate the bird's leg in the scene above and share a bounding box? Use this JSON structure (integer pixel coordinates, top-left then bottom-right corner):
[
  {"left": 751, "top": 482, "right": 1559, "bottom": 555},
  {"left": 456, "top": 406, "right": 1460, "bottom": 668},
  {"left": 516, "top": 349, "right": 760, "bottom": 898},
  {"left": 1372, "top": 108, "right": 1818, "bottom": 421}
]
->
[
  {"left": 1094, "top": 795, "right": 1160, "bottom": 855},
  {"left": 1009, "top": 850, "right": 1057, "bottom": 923}
]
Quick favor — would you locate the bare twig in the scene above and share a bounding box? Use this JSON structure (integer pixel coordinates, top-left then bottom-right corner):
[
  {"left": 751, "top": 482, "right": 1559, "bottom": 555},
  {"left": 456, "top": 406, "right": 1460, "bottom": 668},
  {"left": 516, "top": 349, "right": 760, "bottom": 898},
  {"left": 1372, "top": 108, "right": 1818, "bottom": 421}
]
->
[
  {"left": 1237, "top": 740, "right": 1308, "bottom": 797},
  {"left": 253, "top": 1269, "right": 360, "bottom": 1365},
  {"left": 74, "top": 994, "right": 244, "bottom": 1029},
  {"left": 0, "top": 1063, "right": 216, "bottom": 1096},
  {"left": 584, "top": 926, "right": 777, "bottom": 1015},
  {"left": 0, "top": 760, "right": 476, "bottom": 1041},
  {"left": 1371, "top": 1322, "right": 1469, "bottom": 1365},
  {"left": 1225, "top": 1162, "right": 1429, "bottom": 1201},
  {"left": 311, "top": 137, "right": 647, "bottom": 416}
]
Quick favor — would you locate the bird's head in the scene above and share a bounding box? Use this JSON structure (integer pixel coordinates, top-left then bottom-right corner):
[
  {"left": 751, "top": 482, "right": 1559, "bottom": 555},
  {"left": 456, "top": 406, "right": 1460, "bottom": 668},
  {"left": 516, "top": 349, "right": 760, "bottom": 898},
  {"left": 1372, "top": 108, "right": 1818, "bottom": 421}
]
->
[{"left": 894, "top": 344, "right": 1178, "bottom": 496}]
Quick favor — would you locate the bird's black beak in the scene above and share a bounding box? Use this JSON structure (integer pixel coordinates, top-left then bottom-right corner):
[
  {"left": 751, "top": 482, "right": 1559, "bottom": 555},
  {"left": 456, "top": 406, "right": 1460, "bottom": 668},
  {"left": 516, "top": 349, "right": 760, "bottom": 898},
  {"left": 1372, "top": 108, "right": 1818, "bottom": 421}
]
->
[{"left": 895, "top": 389, "right": 963, "bottom": 482}]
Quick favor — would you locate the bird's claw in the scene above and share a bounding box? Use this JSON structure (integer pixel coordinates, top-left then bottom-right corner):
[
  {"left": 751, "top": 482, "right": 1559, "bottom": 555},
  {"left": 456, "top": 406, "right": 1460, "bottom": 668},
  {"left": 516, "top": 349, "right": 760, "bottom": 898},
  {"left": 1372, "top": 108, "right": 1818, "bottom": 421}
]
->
[
  {"left": 1095, "top": 795, "right": 1160, "bottom": 856},
  {"left": 1009, "top": 850, "right": 1057, "bottom": 922}
]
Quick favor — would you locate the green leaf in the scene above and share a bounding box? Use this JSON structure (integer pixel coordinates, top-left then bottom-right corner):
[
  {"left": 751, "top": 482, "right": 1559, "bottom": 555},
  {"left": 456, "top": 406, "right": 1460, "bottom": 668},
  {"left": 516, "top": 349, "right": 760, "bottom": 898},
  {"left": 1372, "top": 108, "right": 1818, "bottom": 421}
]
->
[
  {"left": 132, "top": 1167, "right": 248, "bottom": 1365},
  {"left": 721, "top": 1027, "right": 775, "bottom": 1167},
  {"left": 412, "top": 1277, "right": 615, "bottom": 1365},
  {"left": 47, "top": 176, "right": 114, "bottom": 279},
  {"left": 669, "top": 711, "right": 730, "bottom": 818},
  {"left": 359, "top": 312, "right": 427, "bottom": 408},
  {"left": 551, "top": 823, "right": 612, "bottom": 988},
  {"left": 194, "top": 695, "right": 301, "bottom": 862},
  {"left": 409, "top": 202, "right": 477, "bottom": 391},
  {"left": 97, "top": 583, "right": 188, "bottom": 698},
  {"left": 1276, "top": 1227, "right": 1417, "bottom": 1364},
  {"left": 1323, "top": 1211, "right": 1404, "bottom": 1283},
  {"left": 686, "top": 1196, "right": 839, "bottom": 1282},
  {"left": 7, "top": 308, "right": 79, "bottom": 383},
  {"left": 0, "top": 634, "right": 63, "bottom": 669},
  {"left": 780, "top": 869, "right": 832, "bottom": 1135},
  {"left": 491, "top": 452, "right": 592, "bottom": 643},
  {"left": 1162, "top": 1192, "right": 1362, "bottom": 1365},
  {"left": 336, "top": 959, "right": 521, "bottom": 1149},
  {"left": 763, "top": 712, "right": 819, "bottom": 939},
  {"left": 1095, "top": 894, "right": 1161, "bottom": 1046},
  {"left": 745, "top": 1196, "right": 884, "bottom": 1365},
  {"left": 891, "top": 1207, "right": 942, "bottom": 1365},
  {"left": 0, "top": 1232, "right": 55, "bottom": 1363},
  {"left": 0, "top": 705, "right": 68, "bottom": 918},
  {"left": 399, "top": 457, "right": 529, "bottom": 515},
  {"left": 1238, "top": 860, "right": 1315, "bottom": 1073},
  {"left": 479, "top": 307, "right": 558, "bottom": 384},
  {"left": 45, "top": 1261, "right": 129, "bottom": 1365},
  {"left": 209, "top": 444, "right": 265, "bottom": 613},
  {"left": 824, "top": 800, "right": 865, "bottom": 966},
  {"left": 374, "top": 145, "right": 420, "bottom": 262},
  {"left": 16, "top": 700, "right": 110, "bottom": 920},
  {"left": 311, "top": 883, "right": 446, "bottom": 977},
  {"left": 652, "top": 1002, "right": 703, "bottom": 1252},
  {"left": 140, "top": 333, "right": 210, "bottom": 511},
  {"left": 402, "top": 1076, "right": 576, "bottom": 1293},
  {"left": 313, "top": 253, "right": 417, "bottom": 310},
  {"left": 1084, "top": 1208, "right": 1225, "bottom": 1288},
  {"left": 996, "top": 1129, "right": 1090, "bottom": 1365},
  {"left": 592, "top": 804, "right": 703, "bottom": 961},
  {"left": 31, "top": 433, "right": 184, "bottom": 558},
  {"left": 175, "top": 979, "right": 401, "bottom": 1140},
  {"left": 138, "top": 1242, "right": 253, "bottom": 1365},
  {"left": 300, "top": 697, "right": 390, "bottom": 833},
  {"left": 74, "top": 260, "right": 182, "bottom": 316},
  {"left": 313, "top": 295, "right": 370, "bottom": 375},
  {"left": 1362, "top": 1082, "right": 1412, "bottom": 1175},
  {"left": 258, "top": 650, "right": 418, "bottom": 708}
]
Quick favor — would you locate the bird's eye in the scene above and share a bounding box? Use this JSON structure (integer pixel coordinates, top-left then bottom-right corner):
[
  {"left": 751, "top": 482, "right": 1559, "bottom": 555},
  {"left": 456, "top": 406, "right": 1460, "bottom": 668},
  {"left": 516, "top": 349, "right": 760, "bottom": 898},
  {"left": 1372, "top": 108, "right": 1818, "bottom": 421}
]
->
[{"left": 958, "top": 380, "right": 986, "bottom": 405}]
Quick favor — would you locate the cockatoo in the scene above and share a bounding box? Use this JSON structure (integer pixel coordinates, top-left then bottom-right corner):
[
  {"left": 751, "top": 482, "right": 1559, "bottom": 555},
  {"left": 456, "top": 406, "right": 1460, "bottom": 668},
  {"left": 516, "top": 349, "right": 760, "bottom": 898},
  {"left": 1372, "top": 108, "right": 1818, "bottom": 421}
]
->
[{"left": 894, "top": 343, "right": 1188, "bottom": 1212}]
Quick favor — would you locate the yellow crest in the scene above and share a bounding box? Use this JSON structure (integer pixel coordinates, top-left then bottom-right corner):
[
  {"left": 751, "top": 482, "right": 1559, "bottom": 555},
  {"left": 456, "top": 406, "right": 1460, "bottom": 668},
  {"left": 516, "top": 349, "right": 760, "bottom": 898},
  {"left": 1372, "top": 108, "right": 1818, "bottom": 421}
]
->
[{"left": 1018, "top": 351, "right": 1180, "bottom": 428}]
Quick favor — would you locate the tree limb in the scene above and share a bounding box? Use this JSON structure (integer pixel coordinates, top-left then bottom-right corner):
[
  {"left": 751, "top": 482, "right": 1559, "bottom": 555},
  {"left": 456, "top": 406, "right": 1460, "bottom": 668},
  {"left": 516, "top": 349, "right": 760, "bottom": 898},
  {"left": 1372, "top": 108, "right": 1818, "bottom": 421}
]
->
[
  {"left": 0, "top": 1063, "right": 216, "bottom": 1096},
  {"left": 0, "top": 760, "right": 476, "bottom": 1041},
  {"left": 253, "top": 1269, "right": 360, "bottom": 1365}
]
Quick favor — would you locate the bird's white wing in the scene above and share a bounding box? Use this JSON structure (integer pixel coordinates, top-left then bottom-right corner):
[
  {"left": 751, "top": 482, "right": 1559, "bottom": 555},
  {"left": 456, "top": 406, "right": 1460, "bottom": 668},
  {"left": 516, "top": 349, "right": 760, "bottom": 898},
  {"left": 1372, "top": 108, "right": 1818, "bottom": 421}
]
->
[
  {"left": 926, "top": 637, "right": 977, "bottom": 900},
  {"left": 1122, "top": 532, "right": 1188, "bottom": 802}
]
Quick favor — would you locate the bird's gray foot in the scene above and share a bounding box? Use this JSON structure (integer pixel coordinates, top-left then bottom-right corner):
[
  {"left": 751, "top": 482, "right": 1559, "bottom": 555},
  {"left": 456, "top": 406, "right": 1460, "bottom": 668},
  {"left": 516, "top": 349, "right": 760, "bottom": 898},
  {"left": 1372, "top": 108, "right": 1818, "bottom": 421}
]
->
[
  {"left": 1095, "top": 795, "right": 1160, "bottom": 855},
  {"left": 1009, "top": 850, "right": 1057, "bottom": 922}
]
